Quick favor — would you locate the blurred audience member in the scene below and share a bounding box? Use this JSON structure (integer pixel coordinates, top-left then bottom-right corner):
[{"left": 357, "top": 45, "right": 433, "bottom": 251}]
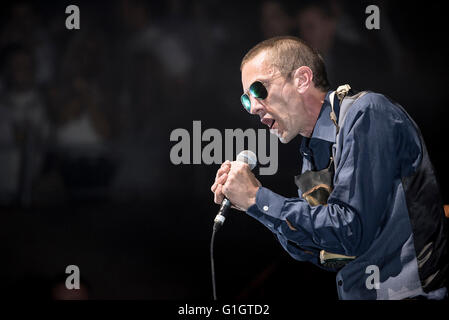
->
[
  {"left": 111, "top": 0, "right": 192, "bottom": 136},
  {"left": 118, "top": 0, "right": 191, "bottom": 80},
  {"left": 44, "top": 30, "right": 116, "bottom": 199},
  {"left": 259, "top": 0, "right": 294, "bottom": 39},
  {"left": 51, "top": 29, "right": 110, "bottom": 148},
  {"left": 49, "top": 78, "right": 109, "bottom": 150},
  {"left": 295, "top": 0, "right": 401, "bottom": 93},
  {"left": 0, "top": 44, "right": 50, "bottom": 206},
  {"left": 0, "top": 2, "right": 55, "bottom": 87},
  {"left": 296, "top": 1, "right": 337, "bottom": 57}
]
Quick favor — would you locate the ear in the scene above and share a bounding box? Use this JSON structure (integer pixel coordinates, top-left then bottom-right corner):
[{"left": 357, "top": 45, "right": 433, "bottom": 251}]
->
[{"left": 292, "top": 66, "right": 313, "bottom": 94}]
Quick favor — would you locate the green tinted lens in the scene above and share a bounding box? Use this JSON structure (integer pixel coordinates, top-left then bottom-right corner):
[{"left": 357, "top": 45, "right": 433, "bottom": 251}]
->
[
  {"left": 241, "top": 94, "right": 251, "bottom": 112},
  {"left": 249, "top": 81, "right": 268, "bottom": 99}
]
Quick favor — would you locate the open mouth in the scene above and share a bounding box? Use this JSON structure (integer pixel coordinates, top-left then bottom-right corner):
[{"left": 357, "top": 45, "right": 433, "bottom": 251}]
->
[{"left": 261, "top": 117, "right": 275, "bottom": 129}]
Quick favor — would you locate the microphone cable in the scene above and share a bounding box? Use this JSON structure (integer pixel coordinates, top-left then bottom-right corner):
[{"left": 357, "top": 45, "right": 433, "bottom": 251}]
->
[
  {"left": 210, "top": 226, "right": 218, "bottom": 300},
  {"left": 211, "top": 199, "right": 229, "bottom": 300},
  {"left": 210, "top": 150, "right": 257, "bottom": 300}
]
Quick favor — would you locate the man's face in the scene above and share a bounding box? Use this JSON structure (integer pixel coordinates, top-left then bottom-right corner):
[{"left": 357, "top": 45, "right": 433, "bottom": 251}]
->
[{"left": 241, "top": 52, "right": 307, "bottom": 143}]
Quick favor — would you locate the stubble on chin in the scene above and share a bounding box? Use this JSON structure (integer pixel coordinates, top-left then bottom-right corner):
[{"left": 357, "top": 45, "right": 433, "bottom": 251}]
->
[
  {"left": 270, "top": 128, "right": 280, "bottom": 138},
  {"left": 270, "top": 128, "right": 288, "bottom": 143}
]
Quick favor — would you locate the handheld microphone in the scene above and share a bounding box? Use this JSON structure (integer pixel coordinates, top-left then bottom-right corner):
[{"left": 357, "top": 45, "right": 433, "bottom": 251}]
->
[{"left": 213, "top": 150, "right": 257, "bottom": 231}]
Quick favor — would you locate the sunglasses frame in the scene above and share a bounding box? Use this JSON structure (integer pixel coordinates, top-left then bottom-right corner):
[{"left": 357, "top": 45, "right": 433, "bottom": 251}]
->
[
  {"left": 241, "top": 81, "right": 268, "bottom": 113},
  {"left": 240, "top": 71, "right": 293, "bottom": 113}
]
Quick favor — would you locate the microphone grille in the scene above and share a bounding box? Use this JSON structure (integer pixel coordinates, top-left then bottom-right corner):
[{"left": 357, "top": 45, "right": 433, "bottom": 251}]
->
[{"left": 236, "top": 150, "right": 257, "bottom": 171}]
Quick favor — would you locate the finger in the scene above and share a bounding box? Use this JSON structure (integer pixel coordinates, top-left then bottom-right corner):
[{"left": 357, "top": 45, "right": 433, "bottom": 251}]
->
[
  {"left": 215, "top": 164, "right": 231, "bottom": 179},
  {"left": 217, "top": 166, "right": 230, "bottom": 178},
  {"left": 211, "top": 173, "right": 228, "bottom": 193},
  {"left": 214, "top": 184, "right": 224, "bottom": 204},
  {"left": 212, "top": 166, "right": 228, "bottom": 192},
  {"left": 217, "top": 172, "right": 228, "bottom": 185},
  {"left": 212, "top": 168, "right": 230, "bottom": 191},
  {"left": 220, "top": 160, "right": 231, "bottom": 171},
  {"left": 212, "top": 161, "right": 231, "bottom": 193},
  {"left": 221, "top": 182, "right": 229, "bottom": 198},
  {"left": 219, "top": 160, "right": 231, "bottom": 171}
]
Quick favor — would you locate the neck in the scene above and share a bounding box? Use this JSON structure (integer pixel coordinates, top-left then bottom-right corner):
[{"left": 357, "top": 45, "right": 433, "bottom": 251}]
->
[{"left": 301, "top": 88, "right": 327, "bottom": 137}]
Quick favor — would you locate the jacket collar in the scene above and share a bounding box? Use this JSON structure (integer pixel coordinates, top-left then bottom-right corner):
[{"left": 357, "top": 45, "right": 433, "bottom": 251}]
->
[{"left": 309, "top": 90, "right": 339, "bottom": 143}]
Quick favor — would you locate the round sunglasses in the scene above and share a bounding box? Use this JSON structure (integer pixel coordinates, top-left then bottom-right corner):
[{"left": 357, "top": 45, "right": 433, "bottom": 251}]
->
[
  {"left": 240, "top": 81, "right": 268, "bottom": 113},
  {"left": 240, "top": 71, "right": 293, "bottom": 113}
]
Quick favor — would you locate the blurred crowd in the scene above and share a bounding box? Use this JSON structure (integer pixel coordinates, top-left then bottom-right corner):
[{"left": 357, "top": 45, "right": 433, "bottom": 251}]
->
[{"left": 0, "top": 0, "right": 444, "bottom": 209}]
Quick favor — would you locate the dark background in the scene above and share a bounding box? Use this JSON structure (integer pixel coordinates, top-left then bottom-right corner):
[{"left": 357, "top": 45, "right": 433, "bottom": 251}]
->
[{"left": 0, "top": 0, "right": 447, "bottom": 300}]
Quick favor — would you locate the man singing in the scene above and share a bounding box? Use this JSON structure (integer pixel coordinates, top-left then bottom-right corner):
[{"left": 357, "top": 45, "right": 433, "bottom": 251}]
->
[{"left": 211, "top": 36, "right": 448, "bottom": 300}]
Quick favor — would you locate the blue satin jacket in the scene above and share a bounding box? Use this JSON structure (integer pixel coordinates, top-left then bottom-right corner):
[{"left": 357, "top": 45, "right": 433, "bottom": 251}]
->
[{"left": 246, "top": 91, "right": 448, "bottom": 300}]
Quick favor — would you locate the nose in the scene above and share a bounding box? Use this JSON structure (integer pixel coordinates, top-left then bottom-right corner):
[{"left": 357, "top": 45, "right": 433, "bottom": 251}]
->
[{"left": 249, "top": 96, "right": 265, "bottom": 116}]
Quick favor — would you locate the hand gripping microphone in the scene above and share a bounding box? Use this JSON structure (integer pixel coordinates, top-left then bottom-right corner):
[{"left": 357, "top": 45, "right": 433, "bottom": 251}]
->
[{"left": 213, "top": 150, "right": 257, "bottom": 232}]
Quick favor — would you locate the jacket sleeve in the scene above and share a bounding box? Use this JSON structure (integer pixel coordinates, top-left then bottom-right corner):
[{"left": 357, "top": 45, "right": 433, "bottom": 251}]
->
[{"left": 246, "top": 101, "right": 421, "bottom": 266}]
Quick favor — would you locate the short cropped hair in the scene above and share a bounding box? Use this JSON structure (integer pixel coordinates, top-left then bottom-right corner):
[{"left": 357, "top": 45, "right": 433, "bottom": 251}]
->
[{"left": 241, "top": 36, "right": 330, "bottom": 91}]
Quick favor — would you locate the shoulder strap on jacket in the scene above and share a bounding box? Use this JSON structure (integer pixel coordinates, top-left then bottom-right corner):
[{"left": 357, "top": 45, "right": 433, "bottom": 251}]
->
[
  {"left": 329, "top": 84, "right": 352, "bottom": 134},
  {"left": 331, "top": 85, "right": 368, "bottom": 171}
]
